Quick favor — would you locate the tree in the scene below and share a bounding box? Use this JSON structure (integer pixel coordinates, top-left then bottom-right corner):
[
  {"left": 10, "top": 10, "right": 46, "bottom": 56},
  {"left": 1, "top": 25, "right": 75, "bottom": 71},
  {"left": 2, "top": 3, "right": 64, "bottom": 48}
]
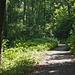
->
[
  {"left": 3, "top": 0, "right": 75, "bottom": 46},
  {"left": 0, "top": 0, "right": 6, "bottom": 64}
]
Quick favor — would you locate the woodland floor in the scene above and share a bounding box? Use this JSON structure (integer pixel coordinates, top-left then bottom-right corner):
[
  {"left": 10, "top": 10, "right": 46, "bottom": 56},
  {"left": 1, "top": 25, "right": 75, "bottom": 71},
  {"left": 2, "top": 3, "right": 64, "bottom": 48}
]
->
[{"left": 27, "top": 44, "right": 75, "bottom": 75}]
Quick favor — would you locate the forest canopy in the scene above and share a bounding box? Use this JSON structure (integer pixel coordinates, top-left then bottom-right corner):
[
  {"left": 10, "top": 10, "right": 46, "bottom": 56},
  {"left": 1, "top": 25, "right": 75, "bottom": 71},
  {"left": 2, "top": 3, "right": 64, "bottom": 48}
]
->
[{"left": 3, "top": 0, "right": 75, "bottom": 46}]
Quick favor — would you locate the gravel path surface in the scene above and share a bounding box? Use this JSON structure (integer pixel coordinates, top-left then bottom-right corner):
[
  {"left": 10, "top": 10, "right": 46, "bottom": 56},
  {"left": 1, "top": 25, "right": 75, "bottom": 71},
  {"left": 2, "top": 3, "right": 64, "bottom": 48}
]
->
[{"left": 28, "top": 44, "right": 75, "bottom": 75}]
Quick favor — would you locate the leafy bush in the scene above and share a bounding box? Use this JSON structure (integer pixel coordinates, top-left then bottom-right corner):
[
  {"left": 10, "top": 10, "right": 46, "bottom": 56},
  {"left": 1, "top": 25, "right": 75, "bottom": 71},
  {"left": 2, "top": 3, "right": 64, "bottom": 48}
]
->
[
  {"left": 2, "top": 39, "right": 9, "bottom": 49},
  {"left": 0, "top": 38, "right": 58, "bottom": 75},
  {"left": 66, "top": 34, "right": 75, "bottom": 54}
]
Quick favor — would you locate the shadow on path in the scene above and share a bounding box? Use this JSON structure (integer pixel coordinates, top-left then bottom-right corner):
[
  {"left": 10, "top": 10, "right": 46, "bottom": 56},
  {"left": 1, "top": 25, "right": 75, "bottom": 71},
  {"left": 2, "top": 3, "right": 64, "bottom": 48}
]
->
[{"left": 28, "top": 44, "right": 75, "bottom": 75}]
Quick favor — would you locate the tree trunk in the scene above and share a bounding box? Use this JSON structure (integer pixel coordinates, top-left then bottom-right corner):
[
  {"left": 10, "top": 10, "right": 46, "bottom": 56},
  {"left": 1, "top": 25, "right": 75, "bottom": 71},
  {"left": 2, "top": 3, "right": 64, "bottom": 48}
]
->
[
  {"left": 0, "top": 0, "right": 6, "bottom": 64},
  {"left": 23, "top": 0, "right": 26, "bottom": 25}
]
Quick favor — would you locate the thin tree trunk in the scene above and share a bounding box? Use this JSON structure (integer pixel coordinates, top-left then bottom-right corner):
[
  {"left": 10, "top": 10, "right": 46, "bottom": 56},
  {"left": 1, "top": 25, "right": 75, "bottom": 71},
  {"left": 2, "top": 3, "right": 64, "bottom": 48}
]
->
[
  {"left": 23, "top": 0, "right": 26, "bottom": 25},
  {"left": 0, "top": 0, "right": 6, "bottom": 64},
  {"left": 43, "top": 0, "right": 46, "bottom": 28},
  {"left": 67, "top": 2, "right": 71, "bottom": 15}
]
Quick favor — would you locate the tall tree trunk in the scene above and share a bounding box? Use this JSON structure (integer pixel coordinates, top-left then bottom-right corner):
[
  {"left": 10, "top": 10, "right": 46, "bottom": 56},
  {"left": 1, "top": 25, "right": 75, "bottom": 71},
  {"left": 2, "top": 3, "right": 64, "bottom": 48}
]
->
[{"left": 0, "top": 0, "right": 6, "bottom": 64}]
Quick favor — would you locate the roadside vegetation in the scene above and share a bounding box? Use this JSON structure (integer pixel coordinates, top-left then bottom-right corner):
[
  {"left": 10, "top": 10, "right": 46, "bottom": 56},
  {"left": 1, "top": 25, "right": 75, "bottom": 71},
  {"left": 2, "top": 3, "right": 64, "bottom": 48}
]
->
[
  {"left": 66, "top": 34, "right": 75, "bottom": 54},
  {"left": 0, "top": 38, "right": 58, "bottom": 75}
]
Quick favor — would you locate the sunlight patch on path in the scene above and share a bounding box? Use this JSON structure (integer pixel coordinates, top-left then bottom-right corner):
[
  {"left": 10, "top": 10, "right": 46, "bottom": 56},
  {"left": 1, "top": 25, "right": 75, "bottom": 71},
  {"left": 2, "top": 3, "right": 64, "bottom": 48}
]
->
[
  {"left": 38, "top": 47, "right": 75, "bottom": 65},
  {"left": 46, "top": 51, "right": 70, "bottom": 55},
  {"left": 43, "top": 59, "right": 72, "bottom": 64}
]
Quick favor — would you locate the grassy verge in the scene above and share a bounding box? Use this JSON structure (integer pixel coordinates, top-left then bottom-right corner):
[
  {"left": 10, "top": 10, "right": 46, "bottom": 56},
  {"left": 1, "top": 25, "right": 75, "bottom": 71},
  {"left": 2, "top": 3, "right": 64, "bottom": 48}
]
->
[{"left": 0, "top": 38, "right": 58, "bottom": 75}]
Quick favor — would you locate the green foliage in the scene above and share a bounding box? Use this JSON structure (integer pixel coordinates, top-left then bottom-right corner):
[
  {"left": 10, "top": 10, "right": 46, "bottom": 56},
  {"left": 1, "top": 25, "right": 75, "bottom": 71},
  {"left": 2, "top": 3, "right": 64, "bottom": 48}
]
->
[
  {"left": 1, "top": 38, "right": 58, "bottom": 75},
  {"left": 2, "top": 39, "right": 9, "bottom": 49},
  {"left": 65, "top": 1, "right": 75, "bottom": 53},
  {"left": 66, "top": 34, "right": 75, "bottom": 54},
  {"left": 53, "top": 5, "right": 72, "bottom": 40},
  {"left": 4, "top": 0, "right": 75, "bottom": 43},
  {"left": 15, "top": 38, "right": 58, "bottom": 48}
]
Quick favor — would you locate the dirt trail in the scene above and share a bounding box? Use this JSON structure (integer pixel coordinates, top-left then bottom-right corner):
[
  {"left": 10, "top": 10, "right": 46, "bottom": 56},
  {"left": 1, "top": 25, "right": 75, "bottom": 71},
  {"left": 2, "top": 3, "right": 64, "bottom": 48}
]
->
[{"left": 29, "top": 44, "right": 75, "bottom": 75}]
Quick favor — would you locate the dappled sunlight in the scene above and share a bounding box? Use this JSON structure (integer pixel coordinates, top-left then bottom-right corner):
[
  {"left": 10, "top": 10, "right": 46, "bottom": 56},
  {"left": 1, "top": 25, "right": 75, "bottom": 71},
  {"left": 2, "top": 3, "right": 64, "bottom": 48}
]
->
[
  {"left": 0, "top": 38, "right": 58, "bottom": 75},
  {"left": 29, "top": 44, "right": 75, "bottom": 75},
  {"left": 46, "top": 50, "right": 70, "bottom": 55},
  {"left": 39, "top": 47, "right": 75, "bottom": 65}
]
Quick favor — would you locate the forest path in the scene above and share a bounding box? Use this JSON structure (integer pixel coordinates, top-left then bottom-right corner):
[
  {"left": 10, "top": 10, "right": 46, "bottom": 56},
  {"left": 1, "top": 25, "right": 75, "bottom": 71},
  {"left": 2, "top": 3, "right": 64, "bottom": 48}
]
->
[{"left": 28, "top": 44, "right": 75, "bottom": 75}]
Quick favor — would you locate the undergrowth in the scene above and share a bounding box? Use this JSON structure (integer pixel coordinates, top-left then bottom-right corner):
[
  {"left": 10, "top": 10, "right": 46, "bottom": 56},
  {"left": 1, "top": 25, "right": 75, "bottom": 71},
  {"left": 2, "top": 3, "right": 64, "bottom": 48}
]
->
[
  {"left": 0, "top": 38, "right": 58, "bottom": 75},
  {"left": 66, "top": 34, "right": 75, "bottom": 54}
]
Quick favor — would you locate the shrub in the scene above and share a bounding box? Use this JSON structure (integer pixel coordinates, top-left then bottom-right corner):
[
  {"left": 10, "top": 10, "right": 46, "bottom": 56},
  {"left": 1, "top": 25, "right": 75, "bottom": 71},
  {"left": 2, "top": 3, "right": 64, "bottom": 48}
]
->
[
  {"left": 66, "top": 34, "right": 75, "bottom": 54},
  {"left": 0, "top": 38, "right": 58, "bottom": 75}
]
